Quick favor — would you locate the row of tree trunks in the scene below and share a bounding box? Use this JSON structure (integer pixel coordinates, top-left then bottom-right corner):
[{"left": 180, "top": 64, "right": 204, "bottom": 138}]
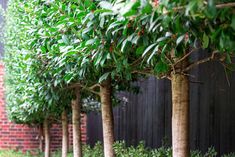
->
[
  {"left": 40, "top": 87, "right": 82, "bottom": 157},
  {"left": 40, "top": 80, "right": 116, "bottom": 157},
  {"left": 41, "top": 73, "right": 189, "bottom": 157}
]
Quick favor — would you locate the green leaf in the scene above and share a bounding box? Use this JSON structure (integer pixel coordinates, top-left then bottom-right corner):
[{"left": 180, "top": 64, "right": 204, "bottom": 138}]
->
[
  {"left": 202, "top": 33, "right": 209, "bottom": 48},
  {"left": 121, "top": 39, "right": 128, "bottom": 52},
  {"left": 99, "top": 1, "right": 113, "bottom": 10},
  {"left": 157, "top": 37, "right": 168, "bottom": 42},
  {"left": 41, "top": 46, "right": 47, "bottom": 53},
  {"left": 176, "top": 35, "right": 185, "bottom": 45},
  {"left": 185, "top": 0, "right": 197, "bottom": 16},
  {"left": 231, "top": 15, "right": 235, "bottom": 30},
  {"left": 64, "top": 73, "right": 73, "bottom": 83},
  {"left": 142, "top": 3, "right": 152, "bottom": 14},
  {"left": 136, "top": 46, "right": 145, "bottom": 56},
  {"left": 106, "top": 21, "right": 123, "bottom": 33},
  {"left": 85, "top": 39, "right": 96, "bottom": 46},
  {"left": 142, "top": 43, "right": 157, "bottom": 57},
  {"left": 226, "top": 53, "right": 232, "bottom": 64},
  {"left": 154, "top": 61, "right": 169, "bottom": 74},
  {"left": 99, "top": 72, "right": 110, "bottom": 83},
  {"left": 147, "top": 45, "right": 159, "bottom": 64}
]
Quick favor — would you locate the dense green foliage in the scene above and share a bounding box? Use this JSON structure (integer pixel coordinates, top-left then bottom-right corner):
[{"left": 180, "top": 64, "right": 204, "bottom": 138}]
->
[
  {"left": 1, "top": 142, "right": 235, "bottom": 157},
  {"left": 2, "top": 0, "right": 235, "bottom": 155},
  {"left": 3, "top": 0, "right": 73, "bottom": 124},
  {"left": 4, "top": 0, "right": 234, "bottom": 123}
]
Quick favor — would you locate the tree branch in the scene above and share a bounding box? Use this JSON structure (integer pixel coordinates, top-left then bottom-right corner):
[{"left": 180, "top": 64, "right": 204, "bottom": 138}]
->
[
  {"left": 64, "top": 83, "right": 100, "bottom": 96},
  {"left": 183, "top": 51, "right": 220, "bottom": 72},
  {"left": 89, "top": 83, "right": 101, "bottom": 90},
  {"left": 216, "top": 2, "right": 235, "bottom": 9},
  {"left": 173, "top": 49, "right": 198, "bottom": 66},
  {"left": 164, "top": 2, "right": 235, "bottom": 14},
  {"left": 183, "top": 56, "right": 212, "bottom": 72},
  {"left": 164, "top": 54, "right": 176, "bottom": 74}
]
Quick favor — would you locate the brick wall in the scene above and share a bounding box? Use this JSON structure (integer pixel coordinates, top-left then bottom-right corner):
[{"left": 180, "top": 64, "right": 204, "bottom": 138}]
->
[{"left": 0, "top": 63, "right": 87, "bottom": 152}]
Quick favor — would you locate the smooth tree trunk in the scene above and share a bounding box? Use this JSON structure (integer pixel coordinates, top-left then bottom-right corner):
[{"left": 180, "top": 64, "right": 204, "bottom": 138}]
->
[
  {"left": 71, "top": 87, "right": 82, "bottom": 157},
  {"left": 62, "top": 110, "right": 69, "bottom": 157},
  {"left": 38, "top": 124, "right": 44, "bottom": 152},
  {"left": 100, "top": 77, "right": 115, "bottom": 157},
  {"left": 171, "top": 73, "right": 190, "bottom": 157},
  {"left": 43, "top": 118, "right": 51, "bottom": 157}
]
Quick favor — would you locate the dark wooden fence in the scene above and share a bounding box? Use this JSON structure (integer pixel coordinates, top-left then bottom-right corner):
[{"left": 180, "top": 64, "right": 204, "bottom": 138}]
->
[{"left": 87, "top": 53, "right": 235, "bottom": 156}]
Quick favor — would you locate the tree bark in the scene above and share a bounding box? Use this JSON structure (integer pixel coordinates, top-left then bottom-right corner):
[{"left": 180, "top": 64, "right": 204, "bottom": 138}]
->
[
  {"left": 71, "top": 87, "right": 82, "bottom": 157},
  {"left": 43, "top": 118, "right": 50, "bottom": 157},
  {"left": 38, "top": 124, "right": 44, "bottom": 152},
  {"left": 171, "top": 73, "right": 190, "bottom": 157},
  {"left": 100, "top": 77, "right": 115, "bottom": 157},
  {"left": 62, "top": 110, "right": 69, "bottom": 157}
]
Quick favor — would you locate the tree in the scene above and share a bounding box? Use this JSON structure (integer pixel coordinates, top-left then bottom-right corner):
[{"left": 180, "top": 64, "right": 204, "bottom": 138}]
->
[
  {"left": 77, "top": 2, "right": 143, "bottom": 156},
  {"left": 103, "top": 0, "right": 235, "bottom": 156},
  {"left": 3, "top": 1, "right": 73, "bottom": 156},
  {"left": 5, "top": 1, "right": 101, "bottom": 157}
]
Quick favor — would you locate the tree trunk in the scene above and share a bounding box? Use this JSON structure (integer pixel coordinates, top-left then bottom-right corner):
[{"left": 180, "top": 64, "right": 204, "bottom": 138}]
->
[
  {"left": 171, "top": 73, "right": 190, "bottom": 157},
  {"left": 100, "top": 77, "right": 115, "bottom": 157},
  {"left": 62, "top": 110, "right": 69, "bottom": 157},
  {"left": 71, "top": 87, "right": 82, "bottom": 157},
  {"left": 43, "top": 118, "right": 50, "bottom": 157},
  {"left": 38, "top": 124, "right": 44, "bottom": 152}
]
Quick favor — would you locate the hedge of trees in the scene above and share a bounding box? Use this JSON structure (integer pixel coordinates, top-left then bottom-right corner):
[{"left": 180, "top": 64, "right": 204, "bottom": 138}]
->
[{"left": 3, "top": 0, "right": 235, "bottom": 157}]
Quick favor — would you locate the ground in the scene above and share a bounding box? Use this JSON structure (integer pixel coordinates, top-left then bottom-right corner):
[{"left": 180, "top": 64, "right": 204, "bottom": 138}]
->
[{"left": 0, "top": 150, "right": 73, "bottom": 157}]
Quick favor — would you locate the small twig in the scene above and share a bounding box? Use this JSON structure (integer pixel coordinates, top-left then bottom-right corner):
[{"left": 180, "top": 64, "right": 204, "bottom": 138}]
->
[
  {"left": 219, "top": 62, "right": 231, "bottom": 87},
  {"left": 132, "top": 70, "right": 153, "bottom": 76},
  {"left": 181, "top": 72, "right": 196, "bottom": 78},
  {"left": 174, "top": 49, "right": 198, "bottom": 66},
  {"left": 223, "top": 66, "right": 231, "bottom": 87},
  {"left": 189, "top": 80, "right": 204, "bottom": 84},
  {"left": 164, "top": 54, "right": 176, "bottom": 74},
  {"left": 130, "top": 57, "right": 143, "bottom": 67}
]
